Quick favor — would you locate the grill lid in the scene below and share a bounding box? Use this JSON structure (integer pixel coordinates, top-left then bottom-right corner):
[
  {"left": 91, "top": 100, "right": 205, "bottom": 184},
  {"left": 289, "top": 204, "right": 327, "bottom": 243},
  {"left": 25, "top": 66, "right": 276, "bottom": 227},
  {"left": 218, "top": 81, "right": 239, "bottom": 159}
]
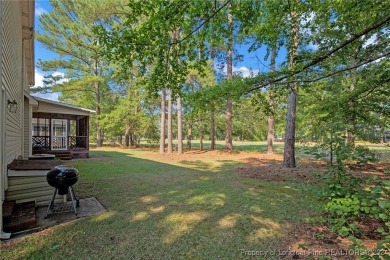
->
[{"left": 47, "top": 166, "right": 79, "bottom": 195}]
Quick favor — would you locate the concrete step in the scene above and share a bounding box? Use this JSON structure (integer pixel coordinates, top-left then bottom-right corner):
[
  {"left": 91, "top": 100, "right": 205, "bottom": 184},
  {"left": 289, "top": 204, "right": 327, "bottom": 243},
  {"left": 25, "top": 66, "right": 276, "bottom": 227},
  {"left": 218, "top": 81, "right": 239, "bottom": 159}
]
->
[{"left": 3, "top": 201, "right": 36, "bottom": 233}]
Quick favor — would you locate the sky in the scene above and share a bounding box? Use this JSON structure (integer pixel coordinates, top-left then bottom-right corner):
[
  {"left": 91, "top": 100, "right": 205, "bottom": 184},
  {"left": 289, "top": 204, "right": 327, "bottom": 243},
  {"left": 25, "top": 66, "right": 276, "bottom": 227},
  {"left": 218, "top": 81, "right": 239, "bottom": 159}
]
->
[
  {"left": 33, "top": 1, "right": 59, "bottom": 100},
  {"left": 33, "top": 1, "right": 287, "bottom": 101}
]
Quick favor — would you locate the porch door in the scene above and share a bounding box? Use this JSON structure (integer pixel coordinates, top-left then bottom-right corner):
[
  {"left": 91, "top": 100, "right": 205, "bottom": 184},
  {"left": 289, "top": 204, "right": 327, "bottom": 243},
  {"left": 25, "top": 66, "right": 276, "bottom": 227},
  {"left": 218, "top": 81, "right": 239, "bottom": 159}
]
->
[{"left": 51, "top": 119, "right": 68, "bottom": 150}]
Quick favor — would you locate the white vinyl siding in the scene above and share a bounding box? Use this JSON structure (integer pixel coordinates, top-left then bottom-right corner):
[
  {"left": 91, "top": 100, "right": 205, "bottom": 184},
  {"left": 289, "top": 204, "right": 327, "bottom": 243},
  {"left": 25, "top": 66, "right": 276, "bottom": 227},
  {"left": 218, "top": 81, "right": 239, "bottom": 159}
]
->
[
  {"left": 35, "top": 101, "right": 91, "bottom": 116},
  {"left": 6, "top": 174, "right": 63, "bottom": 206},
  {"left": 0, "top": 1, "right": 4, "bottom": 207},
  {"left": 2, "top": 1, "right": 23, "bottom": 166}
]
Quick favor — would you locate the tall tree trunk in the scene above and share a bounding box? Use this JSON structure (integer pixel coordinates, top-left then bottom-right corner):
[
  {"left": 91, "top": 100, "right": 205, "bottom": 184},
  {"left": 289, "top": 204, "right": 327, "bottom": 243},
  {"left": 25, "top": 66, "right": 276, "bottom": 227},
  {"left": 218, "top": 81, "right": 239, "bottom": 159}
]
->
[
  {"left": 199, "top": 119, "right": 203, "bottom": 151},
  {"left": 284, "top": 91, "right": 297, "bottom": 167},
  {"left": 210, "top": 105, "right": 216, "bottom": 150},
  {"left": 225, "top": 8, "right": 233, "bottom": 151},
  {"left": 167, "top": 89, "right": 173, "bottom": 153},
  {"left": 174, "top": 28, "right": 183, "bottom": 155},
  {"left": 159, "top": 89, "right": 166, "bottom": 154},
  {"left": 130, "top": 133, "right": 134, "bottom": 147},
  {"left": 132, "top": 134, "right": 138, "bottom": 147},
  {"left": 177, "top": 95, "right": 183, "bottom": 154},
  {"left": 346, "top": 57, "right": 358, "bottom": 146},
  {"left": 283, "top": 3, "right": 299, "bottom": 168},
  {"left": 125, "top": 123, "right": 130, "bottom": 148},
  {"left": 94, "top": 58, "right": 103, "bottom": 147},
  {"left": 267, "top": 113, "right": 274, "bottom": 154},
  {"left": 95, "top": 81, "right": 103, "bottom": 147},
  {"left": 132, "top": 92, "right": 139, "bottom": 148},
  {"left": 210, "top": 48, "right": 216, "bottom": 150},
  {"left": 187, "top": 124, "right": 192, "bottom": 149},
  {"left": 267, "top": 46, "right": 277, "bottom": 154}
]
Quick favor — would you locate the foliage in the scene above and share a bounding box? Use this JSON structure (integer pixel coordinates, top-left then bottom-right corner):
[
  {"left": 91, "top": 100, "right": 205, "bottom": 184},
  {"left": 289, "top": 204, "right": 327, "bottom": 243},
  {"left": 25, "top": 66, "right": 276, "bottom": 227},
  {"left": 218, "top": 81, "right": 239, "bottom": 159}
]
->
[
  {"left": 36, "top": 0, "right": 389, "bottom": 151},
  {"left": 34, "top": 0, "right": 129, "bottom": 146},
  {"left": 101, "top": 82, "right": 160, "bottom": 146},
  {"left": 320, "top": 170, "right": 389, "bottom": 237},
  {"left": 309, "top": 140, "right": 390, "bottom": 256}
]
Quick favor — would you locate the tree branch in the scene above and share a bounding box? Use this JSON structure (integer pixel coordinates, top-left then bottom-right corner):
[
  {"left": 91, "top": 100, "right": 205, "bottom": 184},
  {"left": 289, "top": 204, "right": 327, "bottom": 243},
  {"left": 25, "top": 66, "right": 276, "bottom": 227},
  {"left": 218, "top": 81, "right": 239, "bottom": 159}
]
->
[
  {"left": 249, "top": 14, "right": 390, "bottom": 92},
  {"left": 282, "top": 51, "right": 390, "bottom": 84},
  {"left": 303, "top": 14, "right": 390, "bottom": 72},
  {"left": 355, "top": 78, "right": 390, "bottom": 101},
  {"left": 173, "top": 0, "right": 231, "bottom": 45}
]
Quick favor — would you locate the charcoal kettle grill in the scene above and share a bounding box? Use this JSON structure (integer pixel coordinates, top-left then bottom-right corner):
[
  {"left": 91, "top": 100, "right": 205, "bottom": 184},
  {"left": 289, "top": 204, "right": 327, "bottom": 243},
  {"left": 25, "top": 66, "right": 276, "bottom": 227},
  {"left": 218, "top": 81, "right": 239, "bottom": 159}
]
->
[{"left": 45, "top": 166, "right": 80, "bottom": 218}]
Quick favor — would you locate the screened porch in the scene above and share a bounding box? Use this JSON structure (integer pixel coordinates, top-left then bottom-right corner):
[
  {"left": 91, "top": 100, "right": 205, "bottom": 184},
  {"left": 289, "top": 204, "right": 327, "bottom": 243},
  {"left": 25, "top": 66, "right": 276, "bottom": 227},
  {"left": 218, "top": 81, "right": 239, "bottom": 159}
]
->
[
  {"left": 31, "top": 97, "right": 94, "bottom": 158},
  {"left": 32, "top": 115, "right": 89, "bottom": 152}
]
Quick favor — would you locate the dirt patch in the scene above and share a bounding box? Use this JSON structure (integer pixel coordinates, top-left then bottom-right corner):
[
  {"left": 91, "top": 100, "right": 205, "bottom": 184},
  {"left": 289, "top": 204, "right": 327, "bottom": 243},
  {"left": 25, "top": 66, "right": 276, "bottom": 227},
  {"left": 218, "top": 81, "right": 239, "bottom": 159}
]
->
[
  {"left": 143, "top": 149, "right": 282, "bottom": 162},
  {"left": 280, "top": 222, "right": 382, "bottom": 259},
  {"left": 236, "top": 155, "right": 389, "bottom": 183},
  {"left": 237, "top": 157, "right": 326, "bottom": 182},
  {"left": 109, "top": 148, "right": 389, "bottom": 182},
  {"left": 347, "top": 162, "right": 390, "bottom": 180}
]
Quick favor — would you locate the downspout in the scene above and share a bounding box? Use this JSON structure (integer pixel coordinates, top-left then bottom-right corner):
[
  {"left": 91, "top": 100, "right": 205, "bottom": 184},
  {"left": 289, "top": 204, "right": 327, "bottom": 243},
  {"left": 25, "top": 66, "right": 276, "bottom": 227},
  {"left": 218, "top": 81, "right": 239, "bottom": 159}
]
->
[{"left": 21, "top": 27, "right": 34, "bottom": 158}]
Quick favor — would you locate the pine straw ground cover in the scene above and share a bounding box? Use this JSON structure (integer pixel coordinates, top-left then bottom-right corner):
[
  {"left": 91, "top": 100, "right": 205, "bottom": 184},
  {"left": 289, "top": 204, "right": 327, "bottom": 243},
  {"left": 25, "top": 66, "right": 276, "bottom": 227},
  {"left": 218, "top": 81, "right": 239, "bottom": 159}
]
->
[
  {"left": 1, "top": 147, "right": 389, "bottom": 259},
  {"left": 235, "top": 152, "right": 390, "bottom": 259}
]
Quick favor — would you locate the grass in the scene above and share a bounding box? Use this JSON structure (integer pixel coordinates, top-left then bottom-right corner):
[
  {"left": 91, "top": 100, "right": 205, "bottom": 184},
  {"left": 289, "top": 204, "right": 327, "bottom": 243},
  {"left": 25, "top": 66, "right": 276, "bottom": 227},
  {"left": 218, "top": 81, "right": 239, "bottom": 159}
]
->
[
  {"left": 2, "top": 148, "right": 319, "bottom": 259},
  {"left": 104, "top": 139, "right": 389, "bottom": 154},
  {"left": 105, "top": 140, "right": 287, "bottom": 153}
]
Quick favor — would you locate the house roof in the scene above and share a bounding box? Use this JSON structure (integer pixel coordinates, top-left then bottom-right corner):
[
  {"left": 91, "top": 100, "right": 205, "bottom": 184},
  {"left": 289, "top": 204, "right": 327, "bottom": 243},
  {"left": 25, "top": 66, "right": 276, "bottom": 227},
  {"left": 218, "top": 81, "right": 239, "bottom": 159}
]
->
[
  {"left": 24, "top": 91, "right": 38, "bottom": 105},
  {"left": 33, "top": 96, "right": 96, "bottom": 114}
]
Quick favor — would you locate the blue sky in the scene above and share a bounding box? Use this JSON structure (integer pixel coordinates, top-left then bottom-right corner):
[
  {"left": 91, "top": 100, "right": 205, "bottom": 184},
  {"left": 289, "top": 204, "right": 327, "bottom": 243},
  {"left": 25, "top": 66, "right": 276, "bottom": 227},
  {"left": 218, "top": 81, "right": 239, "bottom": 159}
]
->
[
  {"left": 33, "top": 1, "right": 287, "bottom": 100},
  {"left": 33, "top": 1, "right": 59, "bottom": 100}
]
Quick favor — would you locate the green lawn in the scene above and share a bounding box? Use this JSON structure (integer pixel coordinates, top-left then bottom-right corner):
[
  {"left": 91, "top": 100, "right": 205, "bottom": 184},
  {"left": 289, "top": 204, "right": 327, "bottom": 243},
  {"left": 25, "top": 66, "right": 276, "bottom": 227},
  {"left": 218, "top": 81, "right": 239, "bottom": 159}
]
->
[
  {"left": 121, "top": 140, "right": 286, "bottom": 153},
  {"left": 110, "top": 139, "right": 389, "bottom": 154},
  {"left": 2, "top": 149, "right": 319, "bottom": 259}
]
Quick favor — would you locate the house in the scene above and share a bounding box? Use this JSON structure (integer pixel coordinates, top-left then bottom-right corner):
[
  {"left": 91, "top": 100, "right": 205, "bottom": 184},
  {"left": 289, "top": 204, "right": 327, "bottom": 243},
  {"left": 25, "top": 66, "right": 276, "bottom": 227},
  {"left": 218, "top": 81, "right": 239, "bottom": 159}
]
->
[
  {"left": 31, "top": 96, "right": 94, "bottom": 159},
  {"left": 0, "top": 0, "right": 93, "bottom": 238},
  {"left": 0, "top": 0, "right": 35, "bottom": 239}
]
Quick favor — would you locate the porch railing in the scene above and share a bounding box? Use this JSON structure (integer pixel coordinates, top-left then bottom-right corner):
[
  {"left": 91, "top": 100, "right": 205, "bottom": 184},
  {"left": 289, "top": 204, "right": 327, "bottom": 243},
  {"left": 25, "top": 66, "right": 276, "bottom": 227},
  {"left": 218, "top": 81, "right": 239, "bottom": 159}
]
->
[
  {"left": 32, "top": 136, "right": 88, "bottom": 150},
  {"left": 32, "top": 136, "right": 50, "bottom": 149},
  {"left": 68, "top": 136, "right": 88, "bottom": 149}
]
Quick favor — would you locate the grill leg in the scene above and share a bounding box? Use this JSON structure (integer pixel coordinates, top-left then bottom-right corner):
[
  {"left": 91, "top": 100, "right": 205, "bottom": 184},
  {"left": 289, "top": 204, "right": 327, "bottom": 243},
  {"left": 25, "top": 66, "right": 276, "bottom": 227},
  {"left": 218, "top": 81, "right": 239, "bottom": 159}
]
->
[
  {"left": 69, "top": 186, "right": 80, "bottom": 207},
  {"left": 45, "top": 188, "right": 57, "bottom": 218},
  {"left": 69, "top": 186, "right": 78, "bottom": 215}
]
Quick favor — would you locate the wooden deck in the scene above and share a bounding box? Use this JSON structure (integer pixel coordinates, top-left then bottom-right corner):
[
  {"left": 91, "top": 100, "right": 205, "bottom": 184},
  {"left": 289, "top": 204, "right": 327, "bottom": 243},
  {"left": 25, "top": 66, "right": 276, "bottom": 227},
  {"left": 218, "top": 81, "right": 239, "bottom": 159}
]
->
[
  {"left": 7, "top": 159, "right": 61, "bottom": 171},
  {"left": 6, "top": 159, "right": 66, "bottom": 206}
]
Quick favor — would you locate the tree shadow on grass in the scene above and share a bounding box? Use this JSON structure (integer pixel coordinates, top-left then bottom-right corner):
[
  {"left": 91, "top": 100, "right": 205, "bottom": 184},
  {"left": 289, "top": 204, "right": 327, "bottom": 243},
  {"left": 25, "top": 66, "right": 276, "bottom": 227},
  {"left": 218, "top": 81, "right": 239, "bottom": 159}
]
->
[
  {"left": 4, "top": 150, "right": 318, "bottom": 259},
  {"left": 178, "top": 159, "right": 242, "bottom": 172}
]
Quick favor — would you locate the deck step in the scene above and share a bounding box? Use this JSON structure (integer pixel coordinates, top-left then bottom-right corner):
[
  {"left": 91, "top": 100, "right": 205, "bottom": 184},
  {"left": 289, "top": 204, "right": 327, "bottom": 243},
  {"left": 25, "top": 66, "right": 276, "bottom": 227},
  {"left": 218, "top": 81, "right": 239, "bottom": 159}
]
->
[
  {"left": 58, "top": 156, "right": 73, "bottom": 160},
  {"left": 46, "top": 151, "right": 72, "bottom": 160},
  {"left": 2, "top": 201, "right": 16, "bottom": 223},
  {"left": 3, "top": 201, "right": 36, "bottom": 233}
]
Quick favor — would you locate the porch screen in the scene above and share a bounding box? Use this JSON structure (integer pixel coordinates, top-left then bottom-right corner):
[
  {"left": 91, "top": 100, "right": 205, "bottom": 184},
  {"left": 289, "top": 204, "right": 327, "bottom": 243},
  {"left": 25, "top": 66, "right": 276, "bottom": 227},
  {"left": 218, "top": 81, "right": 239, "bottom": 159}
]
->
[{"left": 32, "top": 118, "right": 50, "bottom": 136}]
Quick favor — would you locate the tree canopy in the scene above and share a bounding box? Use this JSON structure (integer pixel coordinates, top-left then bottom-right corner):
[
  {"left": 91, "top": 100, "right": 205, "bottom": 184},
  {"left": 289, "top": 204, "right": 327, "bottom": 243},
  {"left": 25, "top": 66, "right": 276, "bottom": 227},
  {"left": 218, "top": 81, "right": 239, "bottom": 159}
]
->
[{"left": 34, "top": 0, "right": 389, "bottom": 162}]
